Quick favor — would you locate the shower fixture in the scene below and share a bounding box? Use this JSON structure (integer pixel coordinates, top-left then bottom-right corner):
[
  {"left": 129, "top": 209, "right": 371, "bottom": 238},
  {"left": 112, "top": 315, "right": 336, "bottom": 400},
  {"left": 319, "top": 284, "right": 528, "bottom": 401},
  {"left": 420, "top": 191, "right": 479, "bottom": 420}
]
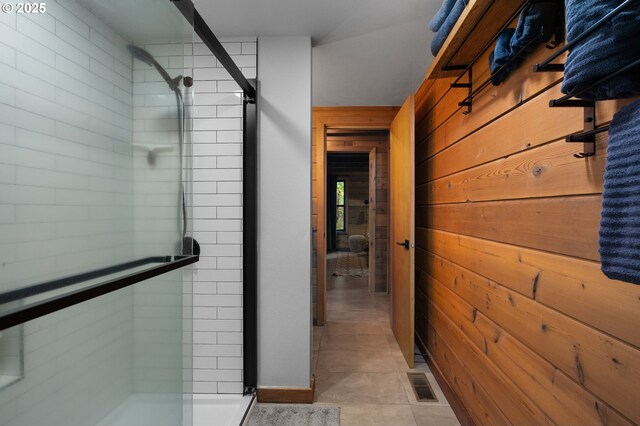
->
[{"left": 128, "top": 44, "right": 198, "bottom": 255}]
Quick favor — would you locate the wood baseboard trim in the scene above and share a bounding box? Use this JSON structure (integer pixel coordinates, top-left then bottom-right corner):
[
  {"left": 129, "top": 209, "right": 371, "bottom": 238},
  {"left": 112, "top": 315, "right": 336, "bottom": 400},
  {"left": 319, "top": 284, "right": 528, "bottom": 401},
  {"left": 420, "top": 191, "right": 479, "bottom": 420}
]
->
[
  {"left": 257, "top": 374, "right": 316, "bottom": 404},
  {"left": 416, "top": 335, "right": 475, "bottom": 426}
]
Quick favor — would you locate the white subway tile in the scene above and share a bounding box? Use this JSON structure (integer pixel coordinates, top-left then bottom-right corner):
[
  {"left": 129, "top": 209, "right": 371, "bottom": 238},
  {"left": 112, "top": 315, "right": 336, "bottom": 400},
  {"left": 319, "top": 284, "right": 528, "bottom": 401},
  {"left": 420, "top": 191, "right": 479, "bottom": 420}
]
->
[
  {"left": 45, "top": 1, "right": 90, "bottom": 38},
  {"left": 217, "top": 257, "right": 242, "bottom": 270},
  {"left": 217, "top": 80, "right": 242, "bottom": 93},
  {"left": 192, "top": 382, "right": 218, "bottom": 393},
  {"left": 241, "top": 43, "right": 257, "bottom": 55},
  {"left": 23, "top": 10, "right": 56, "bottom": 33},
  {"left": 217, "top": 382, "right": 244, "bottom": 394},
  {"left": 0, "top": 21, "right": 55, "bottom": 66},
  {"left": 193, "top": 282, "right": 218, "bottom": 294},
  {"left": 193, "top": 357, "right": 218, "bottom": 369},
  {"left": 194, "top": 93, "right": 241, "bottom": 106},
  {"left": 217, "top": 357, "right": 242, "bottom": 370},
  {"left": 0, "top": 61, "right": 56, "bottom": 101},
  {"left": 217, "top": 307, "right": 242, "bottom": 320},
  {"left": 216, "top": 282, "right": 242, "bottom": 295},
  {"left": 193, "top": 169, "right": 241, "bottom": 182},
  {"left": 0, "top": 42, "right": 16, "bottom": 66},
  {"left": 217, "top": 182, "right": 242, "bottom": 194},
  {"left": 193, "top": 344, "right": 241, "bottom": 357},
  {"left": 193, "top": 67, "right": 232, "bottom": 81},
  {"left": 193, "top": 369, "right": 241, "bottom": 382},
  {"left": 217, "top": 333, "right": 243, "bottom": 345},
  {"left": 193, "top": 56, "right": 217, "bottom": 68}
]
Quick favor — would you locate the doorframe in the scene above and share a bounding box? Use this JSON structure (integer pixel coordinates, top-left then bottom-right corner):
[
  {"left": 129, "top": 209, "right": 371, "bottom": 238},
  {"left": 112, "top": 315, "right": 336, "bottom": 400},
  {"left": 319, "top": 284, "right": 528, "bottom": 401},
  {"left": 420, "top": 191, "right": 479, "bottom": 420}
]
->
[
  {"left": 326, "top": 146, "right": 377, "bottom": 292},
  {"left": 313, "top": 107, "right": 400, "bottom": 326}
]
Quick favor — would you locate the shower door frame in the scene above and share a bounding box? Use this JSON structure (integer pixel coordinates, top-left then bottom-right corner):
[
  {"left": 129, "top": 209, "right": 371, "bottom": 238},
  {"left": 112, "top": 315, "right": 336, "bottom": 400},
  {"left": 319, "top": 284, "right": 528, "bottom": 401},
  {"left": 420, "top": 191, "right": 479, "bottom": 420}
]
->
[{"left": 172, "top": 0, "right": 259, "bottom": 395}]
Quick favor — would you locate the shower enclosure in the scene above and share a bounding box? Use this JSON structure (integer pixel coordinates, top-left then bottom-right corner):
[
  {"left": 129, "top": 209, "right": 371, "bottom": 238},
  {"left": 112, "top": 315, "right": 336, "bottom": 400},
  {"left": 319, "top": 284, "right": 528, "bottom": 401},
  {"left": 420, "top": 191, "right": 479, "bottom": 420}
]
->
[{"left": 0, "top": 0, "right": 256, "bottom": 425}]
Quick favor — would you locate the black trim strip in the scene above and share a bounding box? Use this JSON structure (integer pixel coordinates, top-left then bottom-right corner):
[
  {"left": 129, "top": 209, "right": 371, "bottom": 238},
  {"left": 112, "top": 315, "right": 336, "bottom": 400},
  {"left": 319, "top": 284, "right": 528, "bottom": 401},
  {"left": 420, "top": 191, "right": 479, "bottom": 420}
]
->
[
  {"left": 0, "top": 255, "right": 198, "bottom": 332},
  {"left": 243, "top": 80, "right": 258, "bottom": 393},
  {"left": 172, "top": 0, "right": 256, "bottom": 101},
  {"left": 0, "top": 257, "right": 170, "bottom": 304},
  {"left": 171, "top": 0, "right": 259, "bottom": 392}
]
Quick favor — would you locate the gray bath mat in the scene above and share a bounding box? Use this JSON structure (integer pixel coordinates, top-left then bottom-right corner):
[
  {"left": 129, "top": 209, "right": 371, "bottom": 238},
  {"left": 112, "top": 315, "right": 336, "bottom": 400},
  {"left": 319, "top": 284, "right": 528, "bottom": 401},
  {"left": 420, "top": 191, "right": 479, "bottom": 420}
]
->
[{"left": 246, "top": 404, "right": 339, "bottom": 426}]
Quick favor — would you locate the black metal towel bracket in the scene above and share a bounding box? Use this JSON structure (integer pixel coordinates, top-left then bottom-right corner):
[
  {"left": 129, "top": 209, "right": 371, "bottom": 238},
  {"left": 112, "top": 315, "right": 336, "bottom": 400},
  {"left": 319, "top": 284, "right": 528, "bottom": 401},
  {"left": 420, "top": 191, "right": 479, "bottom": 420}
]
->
[
  {"left": 533, "top": 0, "right": 638, "bottom": 158},
  {"left": 444, "top": 0, "right": 564, "bottom": 116}
]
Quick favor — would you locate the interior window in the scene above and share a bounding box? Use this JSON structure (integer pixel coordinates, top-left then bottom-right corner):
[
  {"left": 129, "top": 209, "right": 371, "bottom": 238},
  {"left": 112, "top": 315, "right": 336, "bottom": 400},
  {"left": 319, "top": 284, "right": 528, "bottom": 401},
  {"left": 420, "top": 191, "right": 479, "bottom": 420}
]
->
[{"left": 336, "top": 180, "right": 346, "bottom": 232}]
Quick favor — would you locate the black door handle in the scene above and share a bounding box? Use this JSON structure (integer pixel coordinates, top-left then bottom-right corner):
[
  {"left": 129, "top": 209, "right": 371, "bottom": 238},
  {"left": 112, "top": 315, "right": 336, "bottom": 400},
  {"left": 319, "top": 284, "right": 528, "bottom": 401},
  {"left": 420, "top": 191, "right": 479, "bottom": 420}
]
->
[{"left": 396, "top": 239, "right": 410, "bottom": 249}]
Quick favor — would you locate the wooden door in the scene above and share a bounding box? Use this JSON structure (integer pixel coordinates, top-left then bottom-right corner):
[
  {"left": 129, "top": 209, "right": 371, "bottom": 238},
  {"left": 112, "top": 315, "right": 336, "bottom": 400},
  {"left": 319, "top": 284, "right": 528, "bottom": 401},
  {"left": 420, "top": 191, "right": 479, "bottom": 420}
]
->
[{"left": 390, "top": 95, "right": 415, "bottom": 368}]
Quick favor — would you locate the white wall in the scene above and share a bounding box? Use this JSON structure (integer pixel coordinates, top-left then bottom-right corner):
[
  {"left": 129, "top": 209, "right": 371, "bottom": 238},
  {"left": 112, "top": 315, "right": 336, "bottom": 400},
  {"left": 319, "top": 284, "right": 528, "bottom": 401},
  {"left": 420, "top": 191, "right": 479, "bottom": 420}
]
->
[{"left": 257, "top": 36, "right": 312, "bottom": 388}]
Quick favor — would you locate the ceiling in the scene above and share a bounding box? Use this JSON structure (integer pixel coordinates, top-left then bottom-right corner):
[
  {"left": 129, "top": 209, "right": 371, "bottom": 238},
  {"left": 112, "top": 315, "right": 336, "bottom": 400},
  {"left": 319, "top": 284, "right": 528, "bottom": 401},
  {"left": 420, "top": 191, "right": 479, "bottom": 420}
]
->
[{"left": 195, "top": 0, "right": 439, "bottom": 106}]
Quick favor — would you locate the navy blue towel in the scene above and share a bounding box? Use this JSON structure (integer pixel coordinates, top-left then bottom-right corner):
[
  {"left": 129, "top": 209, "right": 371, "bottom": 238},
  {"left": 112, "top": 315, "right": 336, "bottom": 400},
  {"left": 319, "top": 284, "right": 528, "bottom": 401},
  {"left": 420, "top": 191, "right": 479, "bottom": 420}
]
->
[
  {"left": 431, "top": 0, "right": 466, "bottom": 56},
  {"left": 600, "top": 99, "right": 640, "bottom": 285},
  {"left": 490, "top": 29, "right": 517, "bottom": 86},
  {"left": 430, "top": 0, "right": 457, "bottom": 32},
  {"left": 510, "top": 2, "right": 562, "bottom": 54},
  {"left": 563, "top": 0, "right": 640, "bottom": 100}
]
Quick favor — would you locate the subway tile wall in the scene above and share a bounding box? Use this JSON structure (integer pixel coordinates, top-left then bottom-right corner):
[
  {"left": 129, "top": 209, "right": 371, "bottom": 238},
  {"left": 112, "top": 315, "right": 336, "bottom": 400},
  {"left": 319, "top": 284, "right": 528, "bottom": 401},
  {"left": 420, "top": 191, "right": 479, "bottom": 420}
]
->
[
  {"left": 136, "top": 37, "right": 256, "bottom": 394},
  {"left": 0, "top": 2, "right": 134, "bottom": 291},
  {"left": 0, "top": 2, "right": 190, "bottom": 425},
  {"left": 191, "top": 36, "right": 255, "bottom": 395},
  {"left": 0, "top": 2, "right": 136, "bottom": 424}
]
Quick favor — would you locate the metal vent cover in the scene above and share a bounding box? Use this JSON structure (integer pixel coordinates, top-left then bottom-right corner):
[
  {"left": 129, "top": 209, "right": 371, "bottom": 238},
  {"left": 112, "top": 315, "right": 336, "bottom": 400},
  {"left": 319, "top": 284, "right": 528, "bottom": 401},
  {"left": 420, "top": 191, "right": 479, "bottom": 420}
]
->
[{"left": 407, "top": 372, "right": 438, "bottom": 402}]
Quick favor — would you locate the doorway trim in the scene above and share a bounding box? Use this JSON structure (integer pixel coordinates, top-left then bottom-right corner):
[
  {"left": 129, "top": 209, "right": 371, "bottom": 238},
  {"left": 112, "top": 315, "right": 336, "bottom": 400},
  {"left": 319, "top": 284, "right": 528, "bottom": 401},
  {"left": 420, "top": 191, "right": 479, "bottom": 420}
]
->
[{"left": 313, "top": 107, "right": 400, "bottom": 326}]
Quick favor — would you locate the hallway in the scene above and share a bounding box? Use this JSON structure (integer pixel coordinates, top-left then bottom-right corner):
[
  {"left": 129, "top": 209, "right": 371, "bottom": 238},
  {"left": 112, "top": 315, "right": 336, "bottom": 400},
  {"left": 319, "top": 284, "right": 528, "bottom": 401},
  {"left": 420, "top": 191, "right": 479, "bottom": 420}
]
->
[{"left": 313, "top": 275, "right": 460, "bottom": 425}]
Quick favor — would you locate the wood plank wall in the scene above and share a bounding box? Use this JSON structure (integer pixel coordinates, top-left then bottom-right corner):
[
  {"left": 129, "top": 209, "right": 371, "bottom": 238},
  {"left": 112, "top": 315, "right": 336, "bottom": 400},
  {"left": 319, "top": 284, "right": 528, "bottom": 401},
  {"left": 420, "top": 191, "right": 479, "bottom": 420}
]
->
[{"left": 414, "top": 28, "right": 640, "bottom": 425}]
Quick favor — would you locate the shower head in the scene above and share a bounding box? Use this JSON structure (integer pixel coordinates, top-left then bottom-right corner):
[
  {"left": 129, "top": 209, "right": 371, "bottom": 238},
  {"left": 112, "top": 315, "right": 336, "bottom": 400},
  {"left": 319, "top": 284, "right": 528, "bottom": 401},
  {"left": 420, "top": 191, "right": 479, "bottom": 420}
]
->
[
  {"left": 127, "top": 43, "right": 182, "bottom": 92},
  {"left": 127, "top": 44, "right": 156, "bottom": 67}
]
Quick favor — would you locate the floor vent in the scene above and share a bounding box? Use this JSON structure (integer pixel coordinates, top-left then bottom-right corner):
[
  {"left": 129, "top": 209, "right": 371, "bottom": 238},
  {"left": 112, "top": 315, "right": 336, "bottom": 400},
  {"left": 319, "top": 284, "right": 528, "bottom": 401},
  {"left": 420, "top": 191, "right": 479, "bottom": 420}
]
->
[{"left": 407, "top": 372, "right": 438, "bottom": 402}]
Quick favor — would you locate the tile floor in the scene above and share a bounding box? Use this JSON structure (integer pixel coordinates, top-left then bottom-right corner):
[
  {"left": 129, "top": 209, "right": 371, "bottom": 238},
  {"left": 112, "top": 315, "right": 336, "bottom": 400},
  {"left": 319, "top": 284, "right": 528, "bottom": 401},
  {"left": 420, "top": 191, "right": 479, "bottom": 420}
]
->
[{"left": 313, "top": 275, "right": 460, "bottom": 426}]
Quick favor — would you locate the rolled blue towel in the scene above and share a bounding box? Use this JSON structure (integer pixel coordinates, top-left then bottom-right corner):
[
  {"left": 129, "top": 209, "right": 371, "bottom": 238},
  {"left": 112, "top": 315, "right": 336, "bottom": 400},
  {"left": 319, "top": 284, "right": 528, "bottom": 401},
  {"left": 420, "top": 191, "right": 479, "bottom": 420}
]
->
[
  {"left": 510, "top": 2, "right": 561, "bottom": 54},
  {"left": 490, "top": 28, "right": 517, "bottom": 86},
  {"left": 429, "top": 0, "right": 457, "bottom": 33},
  {"left": 599, "top": 99, "right": 640, "bottom": 284},
  {"left": 562, "top": 0, "right": 640, "bottom": 100},
  {"left": 431, "top": 0, "right": 467, "bottom": 56}
]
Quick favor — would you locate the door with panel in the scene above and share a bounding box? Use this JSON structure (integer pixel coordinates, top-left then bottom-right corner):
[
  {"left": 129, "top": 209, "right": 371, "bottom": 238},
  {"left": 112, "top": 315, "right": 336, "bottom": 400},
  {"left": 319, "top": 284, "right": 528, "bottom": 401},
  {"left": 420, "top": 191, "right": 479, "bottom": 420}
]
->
[{"left": 390, "top": 95, "right": 416, "bottom": 368}]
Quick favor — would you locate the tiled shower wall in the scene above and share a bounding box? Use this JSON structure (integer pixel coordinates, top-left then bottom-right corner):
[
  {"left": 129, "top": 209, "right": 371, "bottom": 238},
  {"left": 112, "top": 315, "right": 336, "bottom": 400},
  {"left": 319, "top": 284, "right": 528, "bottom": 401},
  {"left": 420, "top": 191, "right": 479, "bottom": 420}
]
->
[
  {"left": 190, "top": 37, "right": 256, "bottom": 395},
  {"left": 140, "top": 37, "right": 257, "bottom": 394},
  {"left": 0, "top": 2, "right": 135, "bottom": 425}
]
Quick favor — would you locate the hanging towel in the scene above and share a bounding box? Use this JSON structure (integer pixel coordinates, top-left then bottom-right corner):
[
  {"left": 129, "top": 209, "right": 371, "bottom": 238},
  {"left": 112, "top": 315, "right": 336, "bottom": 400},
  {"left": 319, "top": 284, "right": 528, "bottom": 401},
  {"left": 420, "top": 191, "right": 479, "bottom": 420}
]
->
[
  {"left": 490, "top": 28, "right": 517, "bottom": 86},
  {"left": 429, "top": 0, "right": 457, "bottom": 32},
  {"left": 562, "top": 0, "right": 640, "bottom": 100},
  {"left": 599, "top": 99, "right": 640, "bottom": 285},
  {"left": 509, "top": 2, "right": 562, "bottom": 54},
  {"left": 431, "top": 0, "right": 467, "bottom": 56}
]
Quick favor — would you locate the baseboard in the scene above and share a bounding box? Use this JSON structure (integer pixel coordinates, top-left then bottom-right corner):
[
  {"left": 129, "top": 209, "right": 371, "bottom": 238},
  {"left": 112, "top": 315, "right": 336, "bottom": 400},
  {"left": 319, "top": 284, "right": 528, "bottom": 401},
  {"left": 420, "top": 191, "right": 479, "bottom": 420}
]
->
[
  {"left": 416, "top": 334, "right": 475, "bottom": 426},
  {"left": 256, "top": 374, "right": 316, "bottom": 404}
]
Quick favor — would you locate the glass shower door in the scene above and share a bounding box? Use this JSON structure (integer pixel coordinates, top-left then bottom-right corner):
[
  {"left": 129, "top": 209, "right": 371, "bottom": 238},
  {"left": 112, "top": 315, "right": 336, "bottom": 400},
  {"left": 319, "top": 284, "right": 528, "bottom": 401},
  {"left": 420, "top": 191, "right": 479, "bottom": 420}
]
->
[{"left": 0, "top": 0, "right": 196, "bottom": 424}]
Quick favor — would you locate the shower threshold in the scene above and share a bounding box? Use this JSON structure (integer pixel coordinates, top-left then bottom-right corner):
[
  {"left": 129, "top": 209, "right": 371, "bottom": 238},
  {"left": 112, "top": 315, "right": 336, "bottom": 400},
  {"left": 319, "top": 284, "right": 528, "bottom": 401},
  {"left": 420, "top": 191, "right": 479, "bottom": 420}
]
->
[{"left": 97, "top": 393, "right": 255, "bottom": 426}]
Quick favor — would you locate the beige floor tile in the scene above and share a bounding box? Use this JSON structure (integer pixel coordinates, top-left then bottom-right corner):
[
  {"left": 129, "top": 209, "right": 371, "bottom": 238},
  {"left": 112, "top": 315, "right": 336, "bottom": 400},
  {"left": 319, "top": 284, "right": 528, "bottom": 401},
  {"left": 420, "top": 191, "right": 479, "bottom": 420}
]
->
[
  {"left": 320, "top": 333, "right": 393, "bottom": 352},
  {"left": 327, "top": 310, "right": 388, "bottom": 323},
  {"left": 314, "top": 372, "right": 409, "bottom": 405},
  {"left": 313, "top": 328, "right": 323, "bottom": 351},
  {"left": 324, "top": 321, "right": 391, "bottom": 335},
  {"left": 316, "top": 350, "right": 399, "bottom": 373},
  {"left": 340, "top": 403, "right": 417, "bottom": 426},
  {"left": 411, "top": 405, "right": 460, "bottom": 426},
  {"left": 313, "top": 350, "right": 319, "bottom": 372}
]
